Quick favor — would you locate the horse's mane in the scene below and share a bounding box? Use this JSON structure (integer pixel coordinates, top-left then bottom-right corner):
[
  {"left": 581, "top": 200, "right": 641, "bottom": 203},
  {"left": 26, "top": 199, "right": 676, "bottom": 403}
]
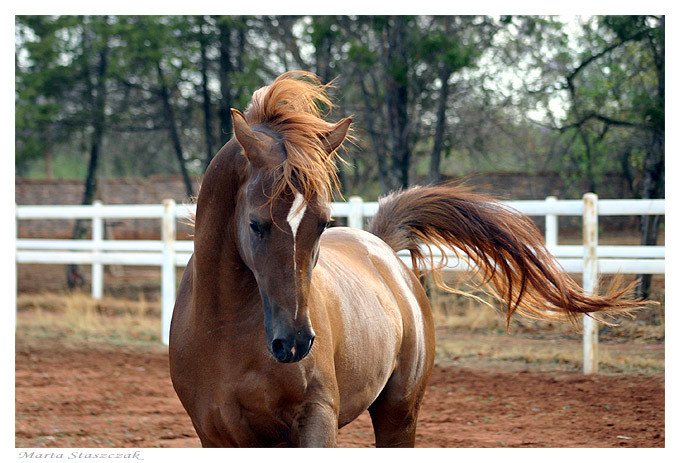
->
[{"left": 244, "top": 71, "right": 349, "bottom": 202}]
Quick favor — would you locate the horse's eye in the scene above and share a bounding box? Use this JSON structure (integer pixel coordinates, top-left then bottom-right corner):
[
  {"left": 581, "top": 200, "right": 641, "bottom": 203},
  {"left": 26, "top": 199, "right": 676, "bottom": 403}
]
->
[{"left": 249, "top": 220, "right": 263, "bottom": 237}]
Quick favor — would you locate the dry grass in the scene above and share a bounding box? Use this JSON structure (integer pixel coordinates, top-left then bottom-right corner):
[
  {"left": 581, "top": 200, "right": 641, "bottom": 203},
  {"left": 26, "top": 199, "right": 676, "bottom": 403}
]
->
[
  {"left": 434, "top": 330, "right": 664, "bottom": 373},
  {"left": 428, "top": 271, "right": 664, "bottom": 337},
  {"left": 15, "top": 271, "right": 664, "bottom": 374},
  {"left": 427, "top": 271, "right": 664, "bottom": 373},
  {"left": 16, "top": 291, "right": 161, "bottom": 345}
]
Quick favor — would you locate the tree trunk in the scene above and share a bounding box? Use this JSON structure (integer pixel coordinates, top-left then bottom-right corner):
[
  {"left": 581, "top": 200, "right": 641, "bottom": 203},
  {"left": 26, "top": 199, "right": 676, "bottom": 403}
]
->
[
  {"left": 67, "top": 44, "right": 109, "bottom": 289},
  {"left": 381, "top": 17, "right": 410, "bottom": 188},
  {"left": 636, "top": 125, "right": 664, "bottom": 299},
  {"left": 358, "top": 73, "right": 393, "bottom": 194},
  {"left": 216, "top": 17, "right": 233, "bottom": 149},
  {"left": 199, "top": 17, "right": 216, "bottom": 171},
  {"left": 579, "top": 130, "right": 598, "bottom": 193},
  {"left": 157, "top": 62, "right": 194, "bottom": 198},
  {"left": 44, "top": 126, "right": 53, "bottom": 179},
  {"left": 313, "top": 18, "right": 333, "bottom": 84},
  {"left": 310, "top": 18, "right": 344, "bottom": 194},
  {"left": 385, "top": 17, "right": 411, "bottom": 188},
  {"left": 428, "top": 64, "right": 452, "bottom": 184},
  {"left": 636, "top": 16, "right": 665, "bottom": 299}
]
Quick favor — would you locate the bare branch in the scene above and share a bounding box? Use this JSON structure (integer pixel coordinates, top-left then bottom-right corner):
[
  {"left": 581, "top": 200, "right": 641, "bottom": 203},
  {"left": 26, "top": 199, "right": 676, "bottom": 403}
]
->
[{"left": 559, "top": 112, "right": 641, "bottom": 132}]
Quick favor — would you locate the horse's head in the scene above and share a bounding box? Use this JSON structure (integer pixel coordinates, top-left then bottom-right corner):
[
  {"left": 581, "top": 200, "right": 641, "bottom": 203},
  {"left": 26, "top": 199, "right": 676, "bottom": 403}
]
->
[{"left": 231, "top": 108, "right": 351, "bottom": 363}]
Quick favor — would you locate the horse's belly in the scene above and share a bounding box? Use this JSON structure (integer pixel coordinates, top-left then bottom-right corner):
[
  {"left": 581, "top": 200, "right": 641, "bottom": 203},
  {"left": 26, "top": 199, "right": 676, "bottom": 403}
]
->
[
  {"left": 316, "top": 228, "right": 430, "bottom": 426},
  {"left": 334, "top": 296, "right": 402, "bottom": 426}
]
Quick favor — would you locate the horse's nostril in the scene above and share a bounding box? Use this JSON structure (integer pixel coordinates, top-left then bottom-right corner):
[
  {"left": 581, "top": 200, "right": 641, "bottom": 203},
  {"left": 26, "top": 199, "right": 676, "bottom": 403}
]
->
[
  {"left": 271, "top": 339, "right": 286, "bottom": 358},
  {"left": 269, "top": 332, "right": 314, "bottom": 363}
]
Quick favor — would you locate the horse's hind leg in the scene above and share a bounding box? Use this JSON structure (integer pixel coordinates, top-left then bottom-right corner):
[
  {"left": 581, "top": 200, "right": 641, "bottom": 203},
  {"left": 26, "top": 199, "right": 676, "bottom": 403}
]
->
[
  {"left": 367, "top": 266, "right": 435, "bottom": 447},
  {"left": 367, "top": 318, "right": 434, "bottom": 447},
  {"left": 367, "top": 382, "right": 426, "bottom": 448}
]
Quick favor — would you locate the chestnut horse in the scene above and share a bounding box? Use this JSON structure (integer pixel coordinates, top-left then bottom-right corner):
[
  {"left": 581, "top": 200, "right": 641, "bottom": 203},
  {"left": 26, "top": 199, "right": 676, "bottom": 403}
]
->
[{"left": 169, "top": 71, "right": 643, "bottom": 447}]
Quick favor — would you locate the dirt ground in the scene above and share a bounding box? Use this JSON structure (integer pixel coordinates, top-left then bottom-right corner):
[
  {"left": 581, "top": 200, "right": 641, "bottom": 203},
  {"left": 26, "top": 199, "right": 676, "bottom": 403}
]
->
[
  {"left": 15, "top": 332, "right": 664, "bottom": 448},
  {"left": 15, "top": 254, "right": 665, "bottom": 448}
]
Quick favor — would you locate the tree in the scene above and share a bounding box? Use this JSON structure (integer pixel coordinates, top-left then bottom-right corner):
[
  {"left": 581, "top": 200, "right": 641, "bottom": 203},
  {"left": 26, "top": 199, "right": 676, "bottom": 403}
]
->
[
  {"left": 116, "top": 15, "right": 196, "bottom": 197},
  {"left": 602, "top": 16, "right": 664, "bottom": 297},
  {"left": 338, "top": 16, "right": 502, "bottom": 192},
  {"left": 16, "top": 15, "right": 664, "bottom": 226},
  {"left": 416, "top": 16, "right": 499, "bottom": 183},
  {"left": 16, "top": 16, "right": 113, "bottom": 206},
  {"left": 556, "top": 16, "right": 663, "bottom": 297},
  {"left": 15, "top": 17, "right": 73, "bottom": 177},
  {"left": 16, "top": 16, "right": 119, "bottom": 287},
  {"left": 196, "top": 15, "right": 217, "bottom": 171}
]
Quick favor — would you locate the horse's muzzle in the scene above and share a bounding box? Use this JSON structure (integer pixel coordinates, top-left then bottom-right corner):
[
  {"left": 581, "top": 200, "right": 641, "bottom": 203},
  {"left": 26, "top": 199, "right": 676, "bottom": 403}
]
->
[{"left": 269, "top": 329, "right": 315, "bottom": 363}]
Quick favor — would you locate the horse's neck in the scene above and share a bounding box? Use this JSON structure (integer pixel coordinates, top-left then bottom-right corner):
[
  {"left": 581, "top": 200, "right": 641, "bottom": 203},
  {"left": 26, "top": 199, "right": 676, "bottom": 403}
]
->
[{"left": 191, "top": 142, "right": 259, "bottom": 324}]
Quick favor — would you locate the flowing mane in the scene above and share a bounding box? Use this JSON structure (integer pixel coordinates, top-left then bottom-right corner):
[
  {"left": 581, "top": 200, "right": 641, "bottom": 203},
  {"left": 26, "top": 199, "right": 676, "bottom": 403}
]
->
[{"left": 244, "top": 71, "right": 349, "bottom": 201}]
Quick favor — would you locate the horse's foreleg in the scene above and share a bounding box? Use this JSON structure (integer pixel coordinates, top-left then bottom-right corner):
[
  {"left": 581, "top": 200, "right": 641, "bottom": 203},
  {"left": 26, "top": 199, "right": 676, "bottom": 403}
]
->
[{"left": 292, "top": 400, "right": 338, "bottom": 447}]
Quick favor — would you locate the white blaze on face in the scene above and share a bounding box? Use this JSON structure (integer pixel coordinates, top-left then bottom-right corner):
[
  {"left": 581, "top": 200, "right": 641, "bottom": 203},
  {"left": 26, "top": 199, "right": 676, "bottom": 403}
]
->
[
  {"left": 286, "top": 192, "right": 308, "bottom": 238},
  {"left": 286, "top": 192, "right": 307, "bottom": 319}
]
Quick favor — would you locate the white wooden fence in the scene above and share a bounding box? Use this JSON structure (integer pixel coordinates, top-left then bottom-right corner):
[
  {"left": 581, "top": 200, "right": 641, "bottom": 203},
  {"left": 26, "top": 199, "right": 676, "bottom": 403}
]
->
[{"left": 15, "top": 195, "right": 665, "bottom": 373}]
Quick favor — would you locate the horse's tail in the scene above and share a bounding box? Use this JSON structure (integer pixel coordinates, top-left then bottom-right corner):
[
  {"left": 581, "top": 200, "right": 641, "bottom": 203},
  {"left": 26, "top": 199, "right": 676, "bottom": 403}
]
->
[{"left": 367, "top": 184, "right": 649, "bottom": 326}]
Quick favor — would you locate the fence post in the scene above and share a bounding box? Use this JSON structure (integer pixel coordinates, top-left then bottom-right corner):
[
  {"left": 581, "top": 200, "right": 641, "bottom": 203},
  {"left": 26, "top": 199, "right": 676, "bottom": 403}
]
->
[
  {"left": 582, "top": 193, "right": 599, "bottom": 374},
  {"left": 15, "top": 204, "right": 18, "bottom": 329},
  {"left": 91, "top": 200, "right": 103, "bottom": 299},
  {"left": 545, "top": 196, "right": 558, "bottom": 249},
  {"left": 161, "top": 199, "right": 176, "bottom": 345},
  {"left": 348, "top": 196, "right": 364, "bottom": 230}
]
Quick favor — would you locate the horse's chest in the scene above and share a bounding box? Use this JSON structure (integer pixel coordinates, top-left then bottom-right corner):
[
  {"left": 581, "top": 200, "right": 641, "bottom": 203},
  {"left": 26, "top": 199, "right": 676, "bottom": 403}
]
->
[{"left": 201, "top": 365, "right": 308, "bottom": 446}]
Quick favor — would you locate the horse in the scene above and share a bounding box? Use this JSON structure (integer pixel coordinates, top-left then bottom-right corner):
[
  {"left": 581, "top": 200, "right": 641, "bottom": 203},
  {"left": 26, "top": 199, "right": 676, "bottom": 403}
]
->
[{"left": 169, "top": 71, "right": 645, "bottom": 447}]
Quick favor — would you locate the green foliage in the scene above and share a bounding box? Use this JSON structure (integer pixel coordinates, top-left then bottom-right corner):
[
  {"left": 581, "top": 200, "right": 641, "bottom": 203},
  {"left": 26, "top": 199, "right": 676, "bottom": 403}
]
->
[
  {"left": 556, "top": 16, "right": 664, "bottom": 196},
  {"left": 415, "top": 21, "right": 477, "bottom": 71},
  {"left": 347, "top": 41, "right": 375, "bottom": 69},
  {"left": 601, "top": 15, "right": 649, "bottom": 40},
  {"left": 309, "top": 16, "right": 339, "bottom": 49},
  {"left": 15, "top": 15, "right": 664, "bottom": 203},
  {"left": 16, "top": 17, "right": 74, "bottom": 163}
]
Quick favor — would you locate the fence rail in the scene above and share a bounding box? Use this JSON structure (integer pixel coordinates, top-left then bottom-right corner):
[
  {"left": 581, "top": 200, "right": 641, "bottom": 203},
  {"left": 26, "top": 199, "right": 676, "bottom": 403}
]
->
[{"left": 16, "top": 195, "right": 665, "bottom": 373}]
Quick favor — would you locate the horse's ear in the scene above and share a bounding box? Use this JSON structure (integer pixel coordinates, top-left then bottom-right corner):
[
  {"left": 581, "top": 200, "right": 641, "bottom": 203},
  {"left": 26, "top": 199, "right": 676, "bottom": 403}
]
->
[
  {"left": 321, "top": 117, "right": 353, "bottom": 155},
  {"left": 231, "top": 108, "right": 262, "bottom": 160}
]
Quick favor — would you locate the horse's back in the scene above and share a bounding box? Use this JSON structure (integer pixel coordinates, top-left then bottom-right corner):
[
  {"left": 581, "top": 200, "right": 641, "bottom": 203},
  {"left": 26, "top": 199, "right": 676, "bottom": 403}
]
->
[{"left": 318, "top": 226, "right": 431, "bottom": 318}]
